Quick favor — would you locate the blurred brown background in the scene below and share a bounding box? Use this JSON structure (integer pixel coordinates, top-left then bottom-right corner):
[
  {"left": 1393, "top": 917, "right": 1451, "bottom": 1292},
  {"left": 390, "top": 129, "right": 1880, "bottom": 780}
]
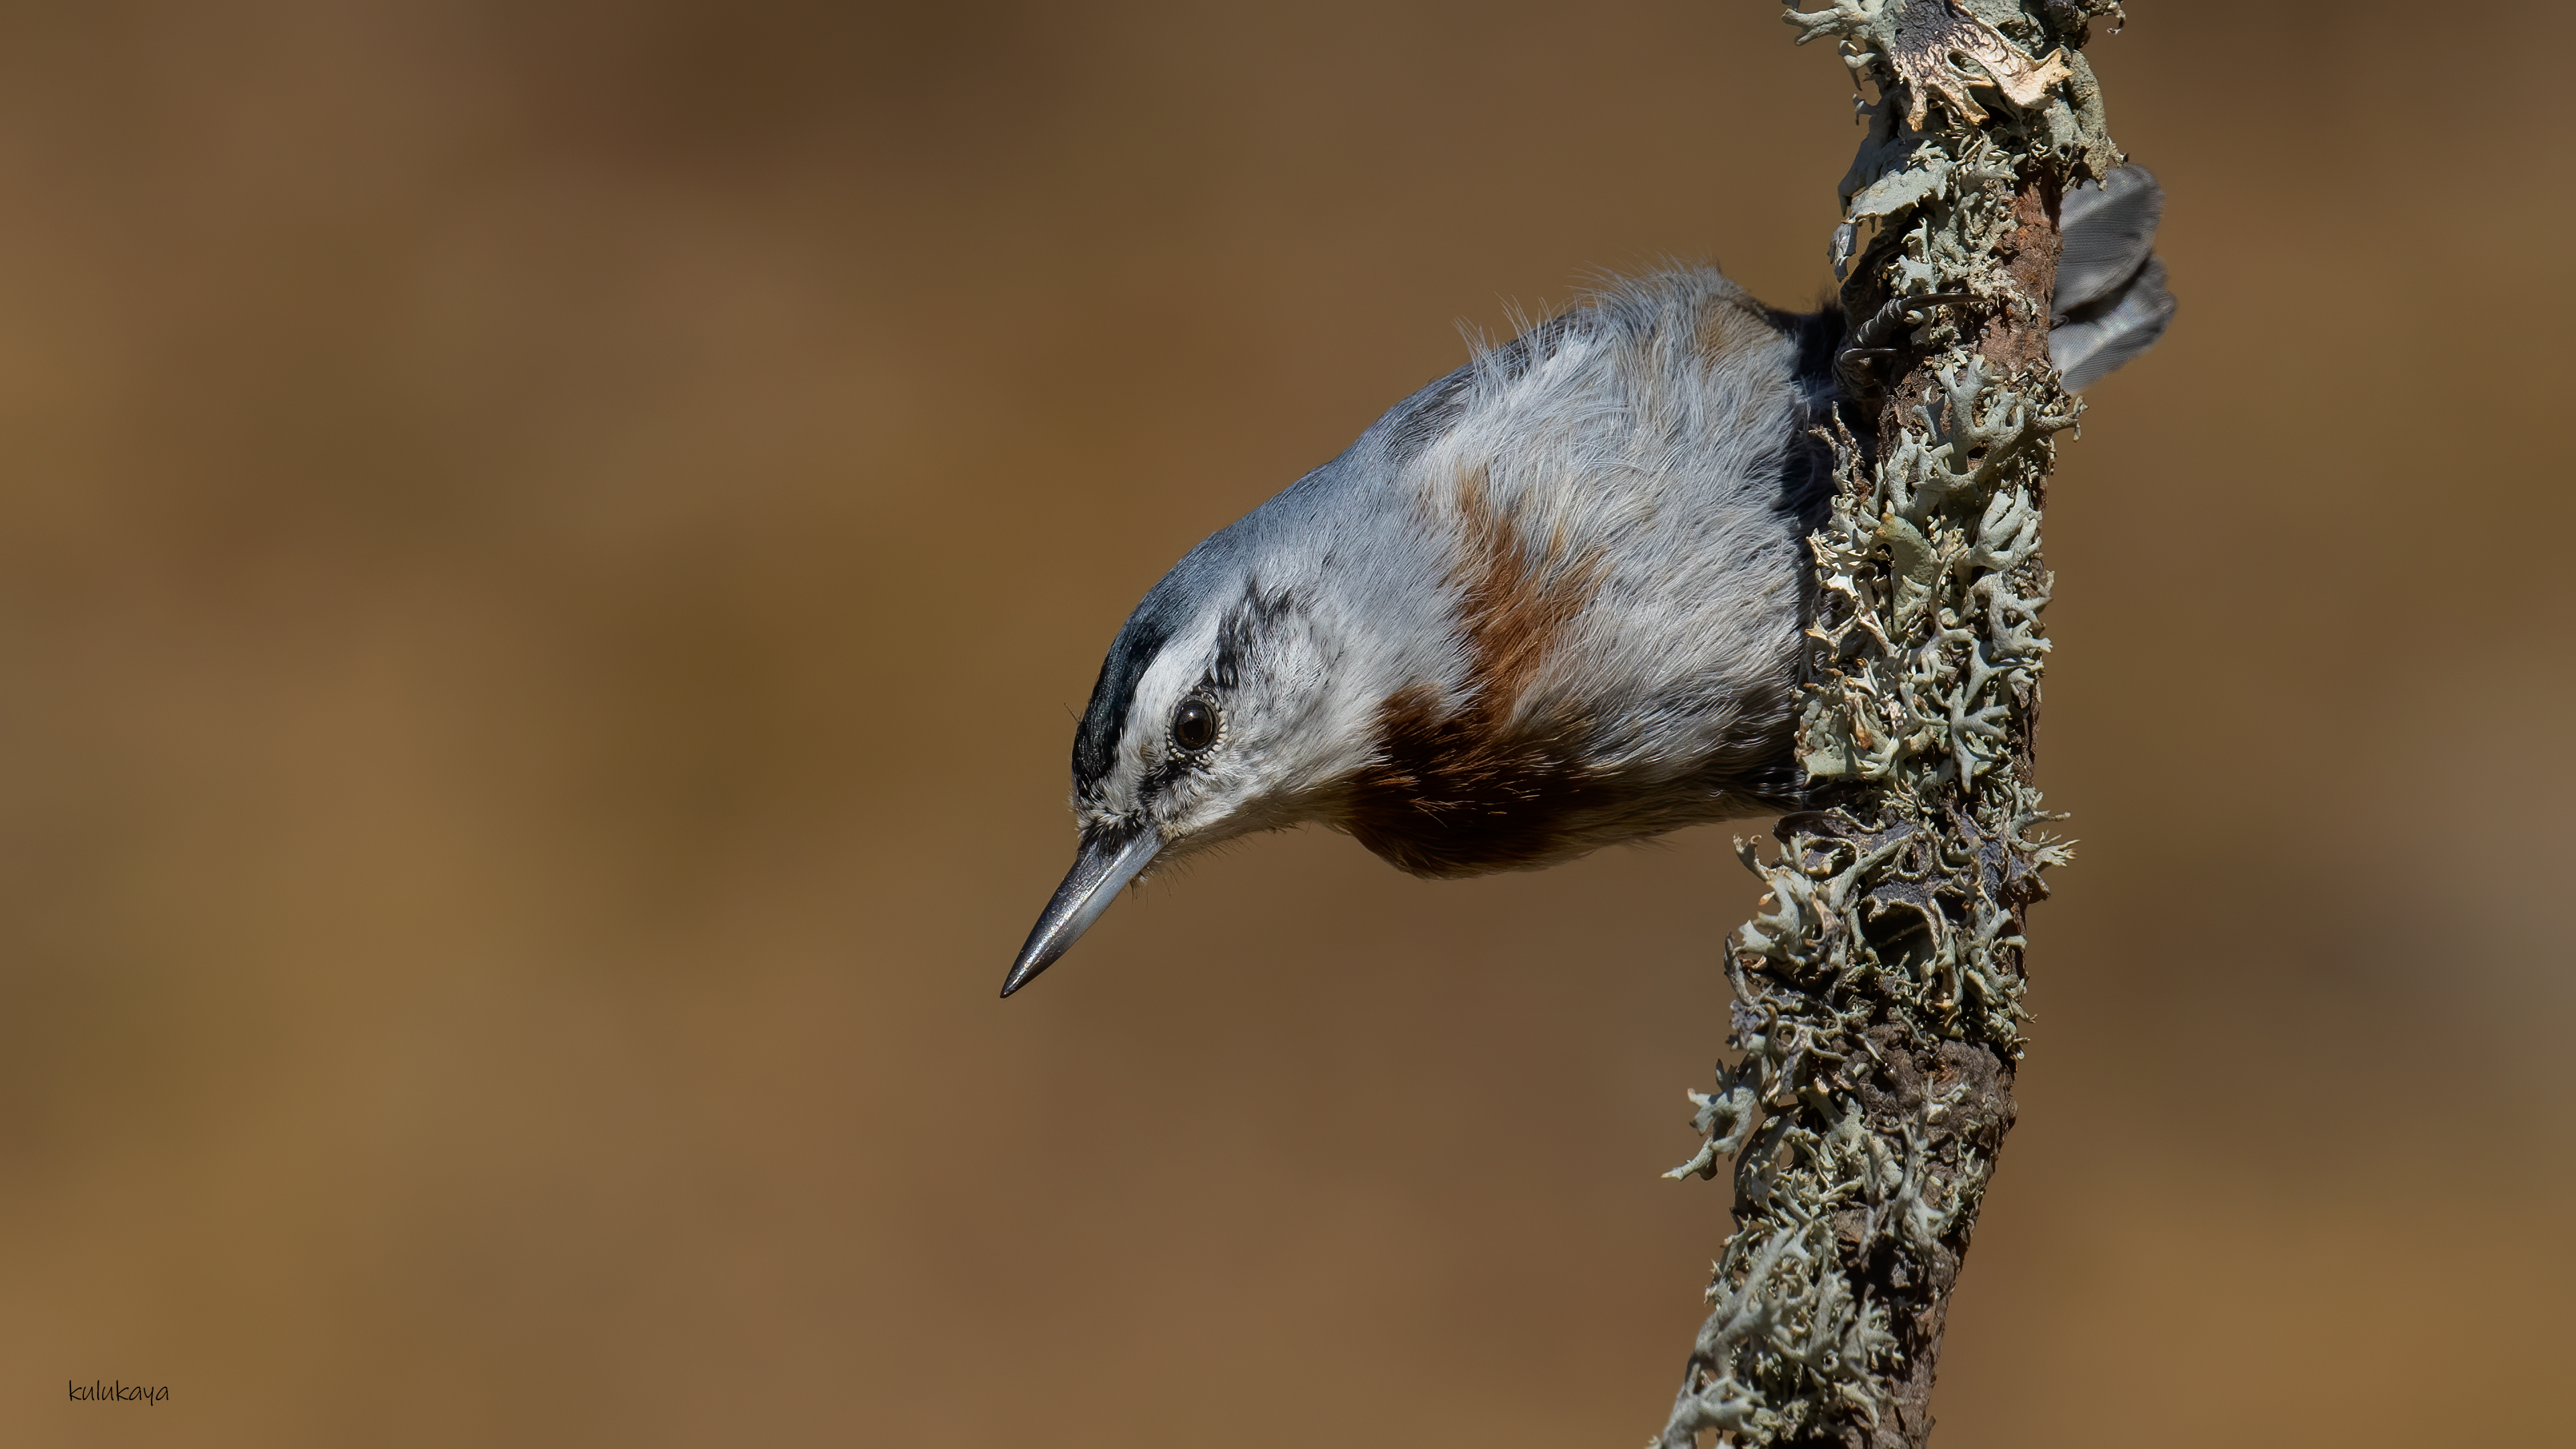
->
[{"left": 1, "top": 1, "right": 2567, "bottom": 1444}]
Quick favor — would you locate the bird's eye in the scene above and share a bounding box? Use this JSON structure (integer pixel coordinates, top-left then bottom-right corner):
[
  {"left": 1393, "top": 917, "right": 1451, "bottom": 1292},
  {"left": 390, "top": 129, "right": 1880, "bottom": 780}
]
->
[{"left": 1171, "top": 697, "right": 1218, "bottom": 752}]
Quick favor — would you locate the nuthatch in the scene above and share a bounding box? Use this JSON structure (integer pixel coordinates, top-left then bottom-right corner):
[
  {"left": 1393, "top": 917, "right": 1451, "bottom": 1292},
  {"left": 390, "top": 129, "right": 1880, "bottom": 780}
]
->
[{"left": 1004, "top": 167, "right": 2171, "bottom": 996}]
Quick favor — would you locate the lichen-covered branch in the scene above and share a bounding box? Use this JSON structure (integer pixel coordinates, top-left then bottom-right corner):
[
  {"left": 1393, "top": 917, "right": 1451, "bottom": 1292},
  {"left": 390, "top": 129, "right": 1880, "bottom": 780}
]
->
[{"left": 1655, "top": 4, "right": 2126, "bottom": 1446}]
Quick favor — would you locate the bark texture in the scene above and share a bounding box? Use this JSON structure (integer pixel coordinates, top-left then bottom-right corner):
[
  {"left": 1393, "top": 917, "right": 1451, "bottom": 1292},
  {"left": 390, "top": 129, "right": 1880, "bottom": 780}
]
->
[{"left": 1654, "top": 5, "right": 2127, "bottom": 1446}]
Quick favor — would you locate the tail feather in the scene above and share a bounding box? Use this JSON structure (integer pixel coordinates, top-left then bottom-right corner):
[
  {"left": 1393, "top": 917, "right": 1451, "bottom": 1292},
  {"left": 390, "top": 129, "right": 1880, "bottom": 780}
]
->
[
  {"left": 2049, "top": 164, "right": 2175, "bottom": 390},
  {"left": 2053, "top": 254, "right": 2176, "bottom": 392},
  {"left": 2056, "top": 165, "right": 2164, "bottom": 317}
]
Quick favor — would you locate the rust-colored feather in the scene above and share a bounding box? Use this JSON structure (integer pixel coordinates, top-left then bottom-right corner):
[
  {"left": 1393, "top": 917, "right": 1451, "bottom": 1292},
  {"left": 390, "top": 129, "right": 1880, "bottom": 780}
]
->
[{"left": 1342, "top": 466, "right": 1609, "bottom": 877}]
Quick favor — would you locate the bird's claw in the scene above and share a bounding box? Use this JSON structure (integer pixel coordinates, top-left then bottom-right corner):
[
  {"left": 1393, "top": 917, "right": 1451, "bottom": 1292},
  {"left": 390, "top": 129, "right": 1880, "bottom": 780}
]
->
[{"left": 1836, "top": 292, "right": 1984, "bottom": 403}]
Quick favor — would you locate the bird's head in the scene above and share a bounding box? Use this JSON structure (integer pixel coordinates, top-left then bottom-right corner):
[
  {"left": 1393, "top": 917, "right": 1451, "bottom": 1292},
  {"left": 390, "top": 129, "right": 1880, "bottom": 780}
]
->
[{"left": 1002, "top": 506, "right": 1429, "bottom": 996}]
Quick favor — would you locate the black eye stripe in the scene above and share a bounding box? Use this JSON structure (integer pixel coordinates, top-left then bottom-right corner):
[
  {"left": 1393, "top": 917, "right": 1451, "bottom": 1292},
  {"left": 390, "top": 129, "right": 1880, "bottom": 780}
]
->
[{"left": 1212, "top": 583, "right": 1295, "bottom": 692}]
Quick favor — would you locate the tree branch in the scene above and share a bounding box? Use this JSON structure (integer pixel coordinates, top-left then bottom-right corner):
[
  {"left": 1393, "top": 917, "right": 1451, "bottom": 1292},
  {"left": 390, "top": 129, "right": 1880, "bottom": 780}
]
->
[{"left": 1656, "top": 3, "right": 2126, "bottom": 1445}]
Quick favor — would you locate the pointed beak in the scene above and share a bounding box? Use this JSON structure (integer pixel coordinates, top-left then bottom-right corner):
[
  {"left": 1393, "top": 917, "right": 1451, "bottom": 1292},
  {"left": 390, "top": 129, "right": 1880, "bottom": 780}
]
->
[{"left": 1000, "top": 823, "right": 1162, "bottom": 998}]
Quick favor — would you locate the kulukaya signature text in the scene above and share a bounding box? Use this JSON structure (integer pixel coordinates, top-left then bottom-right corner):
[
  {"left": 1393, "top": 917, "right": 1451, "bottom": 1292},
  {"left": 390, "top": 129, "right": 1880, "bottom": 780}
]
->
[{"left": 70, "top": 1379, "right": 168, "bottom": 1404}]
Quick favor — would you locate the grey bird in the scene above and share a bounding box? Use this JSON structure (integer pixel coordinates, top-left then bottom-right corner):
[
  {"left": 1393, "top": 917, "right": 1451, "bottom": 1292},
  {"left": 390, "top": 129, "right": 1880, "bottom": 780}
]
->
[{"left": 1004, "top": 168, "right": 2173, "bottom": 997}]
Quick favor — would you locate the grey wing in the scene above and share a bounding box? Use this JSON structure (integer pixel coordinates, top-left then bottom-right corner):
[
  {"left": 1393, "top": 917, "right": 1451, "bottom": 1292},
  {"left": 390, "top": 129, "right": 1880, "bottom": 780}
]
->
[{"left": 2050, "top": 164, "right": 2177, "bottom": 391}]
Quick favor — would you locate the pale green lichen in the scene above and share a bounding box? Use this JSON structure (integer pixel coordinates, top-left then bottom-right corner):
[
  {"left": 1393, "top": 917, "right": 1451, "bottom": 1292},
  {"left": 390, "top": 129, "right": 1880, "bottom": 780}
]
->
[{"left": 1654, "top": 3, "right": 2121, "bottom": 1446}]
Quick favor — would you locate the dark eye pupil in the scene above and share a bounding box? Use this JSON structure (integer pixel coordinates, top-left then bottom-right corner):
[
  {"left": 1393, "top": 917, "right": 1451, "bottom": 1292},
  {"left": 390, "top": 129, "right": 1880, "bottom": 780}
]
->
[{"left": 1172, "top": 699, "right": 1216, "bottom": 751}]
